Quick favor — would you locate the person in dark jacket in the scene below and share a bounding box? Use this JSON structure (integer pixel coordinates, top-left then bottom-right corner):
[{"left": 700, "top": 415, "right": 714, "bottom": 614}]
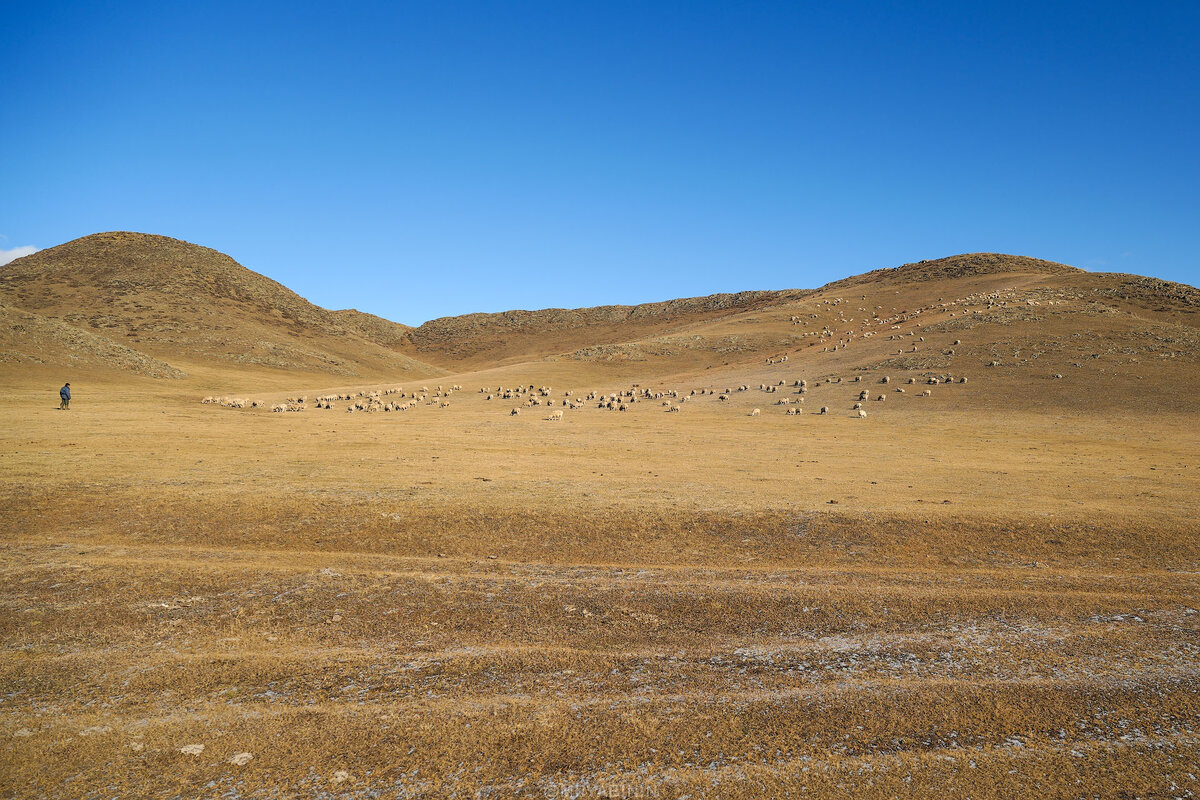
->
[{"left": 59, "top": 383, "right": 71, "bottom": 409}]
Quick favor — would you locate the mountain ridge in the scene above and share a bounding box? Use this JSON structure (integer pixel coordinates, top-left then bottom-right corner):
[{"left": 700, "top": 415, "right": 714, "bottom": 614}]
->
[{"left": 2, "top": 232, "right": 1196, "bottom": 382}]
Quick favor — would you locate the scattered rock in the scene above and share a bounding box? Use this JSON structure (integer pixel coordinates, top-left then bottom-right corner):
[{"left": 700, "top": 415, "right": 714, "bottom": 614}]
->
[
  {"left": 229, "top": 752, "right": 253, "bottom": 766},
  {"left": 179, "top": 744, "right": 205, "bottom": 755}
]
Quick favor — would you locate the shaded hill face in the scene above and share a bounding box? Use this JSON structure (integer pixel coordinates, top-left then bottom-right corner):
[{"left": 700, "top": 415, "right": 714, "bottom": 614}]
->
[
  {"left": 405, "top": 290, "right": 809, "bottom": 368},
  {"left": 0, "top": 232, "right": 440, "bottom": 379}
]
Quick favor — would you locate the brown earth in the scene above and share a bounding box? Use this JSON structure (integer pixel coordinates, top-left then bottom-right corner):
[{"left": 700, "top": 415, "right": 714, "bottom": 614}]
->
[{"left": 1, "top": 233, "right": 1198, "bottom": 799}]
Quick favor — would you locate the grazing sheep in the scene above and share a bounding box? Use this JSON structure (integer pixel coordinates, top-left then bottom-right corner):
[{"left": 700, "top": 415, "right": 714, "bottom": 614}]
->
[
  {"left": 750, "top": 408, "right": 760, "bottom": 417},
  {"left": 853, "top": 402, "right": 863, "bottom": 409},
  {"left": 510, "top": 408, "right": 521, "bottom": 416},
  {"left": 856, "top": 408, "right": 867, "bottom": 418},
  {"left": 876, "top": 394, "right": 886, "bottom": 402},
  {"left": 920, "top": 389, "right": 932, "bottom": 397},
  {"left": 546, "top": 410, "right": 564, "bottom": 421},
  {"left": 819, "top": 406, "right": 828, "bottom": 415}
]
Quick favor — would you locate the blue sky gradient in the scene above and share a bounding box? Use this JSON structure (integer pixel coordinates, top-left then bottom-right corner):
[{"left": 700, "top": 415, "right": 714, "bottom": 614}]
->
[{"left": 2, "top": 1, "right": 1197, "bottom": 324}]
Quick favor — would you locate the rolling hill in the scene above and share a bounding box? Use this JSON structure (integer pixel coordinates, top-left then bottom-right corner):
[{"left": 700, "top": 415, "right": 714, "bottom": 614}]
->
[
  {"left": 0, "top": 232, "right": 441, "bottom": 379},
  {"left": 1, "top": 232, "right": 1197, "bottom": 407}
]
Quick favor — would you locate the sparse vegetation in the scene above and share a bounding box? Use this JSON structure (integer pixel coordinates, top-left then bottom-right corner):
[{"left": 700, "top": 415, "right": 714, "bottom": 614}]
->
[{"left": 1, "top": 235, "right": 1198, "bottom": 797}]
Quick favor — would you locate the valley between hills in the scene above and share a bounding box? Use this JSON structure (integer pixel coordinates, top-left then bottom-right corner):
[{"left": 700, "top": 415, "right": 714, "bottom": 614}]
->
[{"left": 1, "top": 232, "right": 1198, "bottom": 798}]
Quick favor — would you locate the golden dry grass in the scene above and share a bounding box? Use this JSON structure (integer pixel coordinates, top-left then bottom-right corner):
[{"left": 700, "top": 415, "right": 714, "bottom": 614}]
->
[{"left": 2, "top": 357, "right": 1198, "bottom": 799}]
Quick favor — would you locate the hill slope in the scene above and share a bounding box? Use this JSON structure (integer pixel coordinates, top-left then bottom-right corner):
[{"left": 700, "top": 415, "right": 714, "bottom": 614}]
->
[
  {"left": 3, "top": 235, "right": 1196, "bottom": 401},
  {"left": 404, "top": 289, "right": 808, "bottom": 368},
  {"left": 0, "top": 232, "right": 442, "bottom": 379},
  {"left": 542, "top": 252, "right": 1200, "bottom": 409}
]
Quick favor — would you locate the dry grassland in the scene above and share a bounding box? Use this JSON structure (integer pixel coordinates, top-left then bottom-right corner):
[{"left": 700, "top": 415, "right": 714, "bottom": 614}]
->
[{"left": 2, "top": 366, "right": 1198, "bottom": 800}]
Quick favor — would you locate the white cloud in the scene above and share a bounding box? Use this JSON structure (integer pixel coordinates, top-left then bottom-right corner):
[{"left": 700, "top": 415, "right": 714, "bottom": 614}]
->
[{"left": 0, "top": 245, "right": 38, "bottom": 266}]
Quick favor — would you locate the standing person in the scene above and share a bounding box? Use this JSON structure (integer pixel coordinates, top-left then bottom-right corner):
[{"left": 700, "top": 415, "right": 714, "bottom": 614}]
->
[{"left": 59, "top": 382, "right": 71, "bottom": 409}]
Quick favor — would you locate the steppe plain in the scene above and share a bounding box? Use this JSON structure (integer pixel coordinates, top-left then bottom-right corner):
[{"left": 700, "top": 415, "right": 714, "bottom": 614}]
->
[{"left": 2, "top": 234, "right": 1199, "bottom": 798}]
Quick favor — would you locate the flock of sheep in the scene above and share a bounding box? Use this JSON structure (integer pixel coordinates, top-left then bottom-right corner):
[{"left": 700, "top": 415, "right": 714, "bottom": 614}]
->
[
  {"left": 200, "top": 370, "right": 967, "bottom": 422},
  {"left": 199, "top": 287, "right": 1052, "bottom": 422},
  {"left": 781, "top": 288, "right": 1052, "bottom": 359}
]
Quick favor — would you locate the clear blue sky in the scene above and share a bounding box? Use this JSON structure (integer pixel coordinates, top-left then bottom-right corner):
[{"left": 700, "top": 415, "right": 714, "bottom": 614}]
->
[{"left": 2, "top": 1, "right": 1197, "bottom": 325}]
